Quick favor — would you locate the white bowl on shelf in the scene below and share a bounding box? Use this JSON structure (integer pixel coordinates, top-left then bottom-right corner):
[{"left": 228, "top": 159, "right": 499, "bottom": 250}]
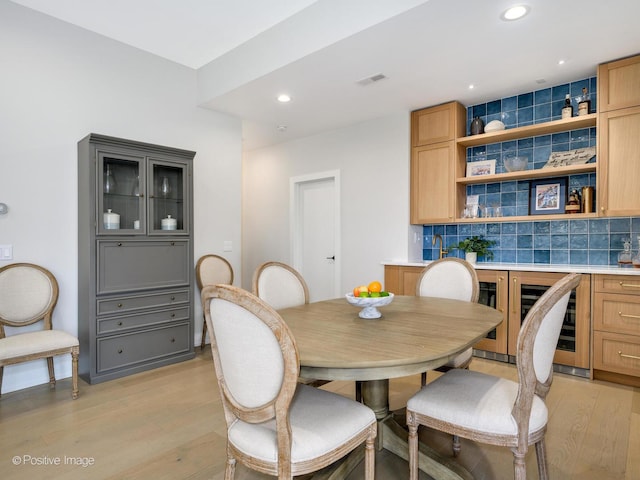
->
[
  {"left": 484, "top": 120, "right": 505, "bottom": 132},
  {"left": 345, "top": 293, "right": 394, "bottom": 319},
  {"left": 503, "top": 156, "right": 528, "bottom": 172}
]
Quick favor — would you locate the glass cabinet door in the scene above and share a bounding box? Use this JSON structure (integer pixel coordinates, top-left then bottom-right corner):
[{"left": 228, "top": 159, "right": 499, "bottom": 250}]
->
[
  {"left": 148, "top": 158, "right": 190, "bottom": 234},
  {"left": 97, "top": 152, "right": 146, "bottom": 235},
  {"left": 475, "top": 270, "right": 508, "bottom": 354},
  {"left": 508, "top": 271, "right": 590, "bottom": 369}
]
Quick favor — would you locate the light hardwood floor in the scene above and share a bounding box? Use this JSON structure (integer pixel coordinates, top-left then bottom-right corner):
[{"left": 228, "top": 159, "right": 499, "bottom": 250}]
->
[{"left": 1, "top": 350, "right": 638, "bottom": 480}]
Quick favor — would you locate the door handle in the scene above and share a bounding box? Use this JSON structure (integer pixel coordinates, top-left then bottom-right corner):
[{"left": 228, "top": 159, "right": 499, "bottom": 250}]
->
[{"left": 326, "top": 256, "right": 335, "bottom": 260}]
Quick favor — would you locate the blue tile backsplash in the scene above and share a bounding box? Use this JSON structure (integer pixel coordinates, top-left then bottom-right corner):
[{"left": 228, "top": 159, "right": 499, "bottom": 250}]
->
[{"left": 422, "top": 76, "right": 640, "bottom": 266}]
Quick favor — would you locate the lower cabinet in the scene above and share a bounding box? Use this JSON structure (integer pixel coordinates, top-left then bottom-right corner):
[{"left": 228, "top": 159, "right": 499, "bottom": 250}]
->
[
  {"left": 508, "top": 271, "right": 590, "bottom": 370},
  {"left": 383, "top": 265, "right": 591, "bottom": 372},
  {"left": 592, "top": 274, "right": 640, "bottom": 387}
]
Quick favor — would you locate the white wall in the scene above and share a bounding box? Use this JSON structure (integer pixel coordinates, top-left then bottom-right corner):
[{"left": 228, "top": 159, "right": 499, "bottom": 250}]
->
[
  {"left": 242, "top": 113, "right": 411, "bottom": 294},
  {"left": 0, "top": 2, "right": 243, "bottom": 394}
]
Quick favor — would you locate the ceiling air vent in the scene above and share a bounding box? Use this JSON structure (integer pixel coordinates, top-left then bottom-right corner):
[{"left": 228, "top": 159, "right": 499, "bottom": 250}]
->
[{"left": 356, "top": 73, "right": 387, "bottom": 86}]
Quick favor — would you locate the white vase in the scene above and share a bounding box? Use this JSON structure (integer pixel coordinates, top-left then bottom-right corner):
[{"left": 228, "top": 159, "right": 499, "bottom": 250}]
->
[{"left": 465, "top": 252, "right": 477, "bottom": 264}]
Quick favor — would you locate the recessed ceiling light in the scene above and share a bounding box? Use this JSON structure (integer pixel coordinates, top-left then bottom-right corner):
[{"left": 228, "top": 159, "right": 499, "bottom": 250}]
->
[
  {"left": 558, "top": 59, "right": 566, "bottom": 65},
  {"left": 500, "top": 5, "right": 530, "bottom": 21},
  {"left": 277, "top": 94, "right": 291, "bottom": 103},
  {"left": 277, "top": 125, "right": 287, "bottom": 132},
  {"left": 468, "top": 84, "right": 475, "bottom": 90}
]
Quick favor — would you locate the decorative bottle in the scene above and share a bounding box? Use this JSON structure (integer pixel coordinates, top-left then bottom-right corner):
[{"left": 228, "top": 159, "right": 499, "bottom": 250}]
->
[
  {"left": 578, "top": 87, "right": 591, "bottom": 116},
  {"left": 104, "top": 164, "right": 116, "bottom": 194},
  {"left": 618, "top": 238, "right": 633, "bottom": 267},
  {"left": 562, "top": 94, "right": 573, "bottom": 119},
  {"left": 470, "top": 116, "right": 484, "bottom": 135}
]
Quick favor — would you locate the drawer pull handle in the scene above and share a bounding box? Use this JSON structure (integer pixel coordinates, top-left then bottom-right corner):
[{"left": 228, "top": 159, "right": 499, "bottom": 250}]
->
[
  {"left": 117, "top": 321, "right": 123, "bottom": 326},
  {"left": 618, "top": 351, "right": 640, "bottom": 361},
  {"left": 619, "top": 312, "right": 640, "bottom": 320},
  {"left": 171, "top": 296, "right": 175, "bottom": 301},
  {"left": 117, "top": 242, "right": 123, "bottom": 247},
  {"left": 117, "top": 348, "right": 123, "bottom": 354},
  {"left": 619, "top": 282, "right": 640, "bottom": 289},
  {"left": 170, "top": 338, "right": 175, "bottom": 343},
  {"left": 117, "top": 303, "right": 123, "bottom": 308},
  {"left": 170, "top": 313, "right": 176, "bottom": 318},
  {"left": 171, "top": 242, "right": 175, "bottom": 246}
]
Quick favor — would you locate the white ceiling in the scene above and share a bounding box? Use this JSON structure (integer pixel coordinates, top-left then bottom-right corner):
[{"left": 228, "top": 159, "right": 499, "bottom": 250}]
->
[{"left": 10, "top": 0, "right": 640, "bottom": 150}]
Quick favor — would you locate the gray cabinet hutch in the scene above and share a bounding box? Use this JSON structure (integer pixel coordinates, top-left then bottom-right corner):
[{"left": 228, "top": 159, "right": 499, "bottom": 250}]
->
[{"left": 77, "top": 133, "right": 195, "bottom": 384}]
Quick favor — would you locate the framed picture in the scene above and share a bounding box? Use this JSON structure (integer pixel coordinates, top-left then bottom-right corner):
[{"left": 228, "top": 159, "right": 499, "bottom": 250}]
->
[
  {"left": 529, "top": 178, "right": 567, "bottom": 215},
  {"left": 466, "top": 159, "right": 496, "bottom": 177}
]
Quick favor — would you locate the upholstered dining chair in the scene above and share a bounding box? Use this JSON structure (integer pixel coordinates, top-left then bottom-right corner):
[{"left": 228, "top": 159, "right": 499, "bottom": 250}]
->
[
  {"left": 253, "top": 261, "right": 329, "bottom": 389},
  {"left": 196, "top": 254, "right": 234, "bottom": 350},
  {"left": 0, "top": 263, "right": 79, "bottom": 399},
  {"left": 202, "top": 284, "right": 377, "bottom": 480},
  {"left": 406, "top": 272, "right": 582, "bottom": 480},
  {"left": 252, "top": 261, "right": 309, "bottom": 311},
  {"left": 416, "top": 257, "right": 479, "bottom": 385}
]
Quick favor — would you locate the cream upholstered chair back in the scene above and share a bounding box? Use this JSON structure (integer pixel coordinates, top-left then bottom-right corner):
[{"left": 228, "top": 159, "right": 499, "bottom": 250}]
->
[
  {"left": 205, "top": 284, "right": 298, "bottom": 419},
  {"left": 196, "top": 254, "right": 234, "bottom": 349},
  {"left": 195, "top": 254, "right": 234, "bottom": 290},
  {"left": 252, "top": 261, "right": 309, "bottom": 310},
  {"left": 0, "top": 263, "right": 58, "bottom": 329},
  {"left": 202, "top": 284, "right": 377, "bottom": 479},
  {"left": 416, "top": 257, "right": 479, "bottom": 302},
  {"left": 0, "top": 263, "right": 79, "bottom": 399}
]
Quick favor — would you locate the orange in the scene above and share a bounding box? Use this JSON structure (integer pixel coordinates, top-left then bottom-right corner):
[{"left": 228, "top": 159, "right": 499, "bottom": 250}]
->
[{"left": 368, "top": 281, "right": 382, "bottom": 293}]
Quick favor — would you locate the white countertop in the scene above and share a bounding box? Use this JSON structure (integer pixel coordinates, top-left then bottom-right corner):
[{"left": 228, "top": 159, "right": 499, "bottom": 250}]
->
[{"left": 382, "top": 260, "right": 640, "bottom": 276}]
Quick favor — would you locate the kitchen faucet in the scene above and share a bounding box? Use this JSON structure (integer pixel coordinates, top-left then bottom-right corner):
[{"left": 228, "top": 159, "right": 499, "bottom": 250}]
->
[{"left": 432, "top": 234, "right": 448, "bottom": 259}]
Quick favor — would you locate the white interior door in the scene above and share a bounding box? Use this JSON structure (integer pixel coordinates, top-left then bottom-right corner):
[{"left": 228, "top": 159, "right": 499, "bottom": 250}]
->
[{"left": 291, "top": 171, "right": 341, "bottom": 302}]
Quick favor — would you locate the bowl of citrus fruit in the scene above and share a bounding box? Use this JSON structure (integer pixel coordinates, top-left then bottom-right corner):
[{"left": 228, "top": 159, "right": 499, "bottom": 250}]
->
[{"left": 345, "top": 281, "right": 394, "bottom": 319}]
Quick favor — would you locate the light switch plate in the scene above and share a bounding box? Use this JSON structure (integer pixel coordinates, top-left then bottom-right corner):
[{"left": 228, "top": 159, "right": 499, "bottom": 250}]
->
[{"left": 0, "top": 245, "right": 13, "bottom": 260}]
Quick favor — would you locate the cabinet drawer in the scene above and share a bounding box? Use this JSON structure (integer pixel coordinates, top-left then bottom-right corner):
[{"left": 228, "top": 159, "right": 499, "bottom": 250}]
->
[
  {"left": 593, "top": 292, "right": 640, "bottom": 335},
  {"left": 97, "top": 289, "right": 189, "bottom": 315},
  {"left": 593, "top": 331, "right": 640, "bottom": 378},
  {"left": 97, "top": 240, "right": 190, "bottom": 294},
  {"left": 97, "top": 322, "right": 190, "bottom": 373},
  {"left": 593, "top": 274, "right": 640, "bottom": 294},
  {"left": 97, "top": 307, "right": 190, "bottom": 334}
]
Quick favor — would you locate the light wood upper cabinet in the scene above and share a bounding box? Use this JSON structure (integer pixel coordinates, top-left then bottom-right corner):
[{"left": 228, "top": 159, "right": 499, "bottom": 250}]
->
[
  {"left": 410, "top": 102, "right": 466, "bottom": 224},
  {"left": 411, "top": 142, "right": 455, "bottom": 223},
  {"left": 597, "top": 54, "right": 640, "bottom": 218},
  {"left": 411, "top": 102, "right": 466, "bottom": 147},
  {"left": 598, "top": 106, "right": 640, "bottom": 216},
  {"left": 598, "top": 54, "right": 640, "bottom": 112}
]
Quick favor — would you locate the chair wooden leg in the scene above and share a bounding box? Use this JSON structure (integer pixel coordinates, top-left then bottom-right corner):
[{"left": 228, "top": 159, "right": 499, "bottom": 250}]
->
[
  {"left": 452, "top": 434, "right": 461, "bottom": 457},
  {"left": 46, "top": 357, "right": 56, "bottom": 389},
  {"left": 364, "top": 427, "right": 376, "bottom": 480},
  {"left": 512, "top": 448, "right": 527, "bottom": 480},
  {"left": 407, "top": 412, "right": 419, "bottom": 480},
  {"left": 201, "top": 315, "right": 207, "bottom": 350},
  {"left": 71, "top": 348, "right": 79, "bottom": 399},
  {"left": 224, "top": 454, "right": 236, "bottom": 480},
  {"left": 535, "top": 438, "right": 549, "bottom": 480}
]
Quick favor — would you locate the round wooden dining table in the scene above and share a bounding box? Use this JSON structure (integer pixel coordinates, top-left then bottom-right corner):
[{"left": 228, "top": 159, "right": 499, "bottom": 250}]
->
[{"left": 278, "top": 294, "right": 504, "bottom": 480}]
